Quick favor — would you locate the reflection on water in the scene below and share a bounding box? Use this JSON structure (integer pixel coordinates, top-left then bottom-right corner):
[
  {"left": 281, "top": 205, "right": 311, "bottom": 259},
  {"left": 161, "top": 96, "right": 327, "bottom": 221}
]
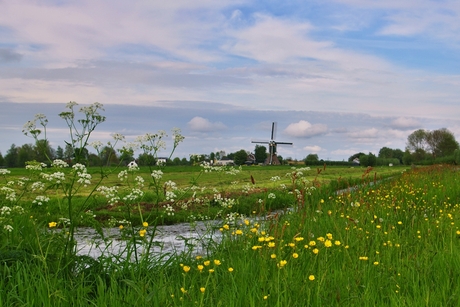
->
[{"left": 75, "top": 221, "right": 221, "bottom": 259}]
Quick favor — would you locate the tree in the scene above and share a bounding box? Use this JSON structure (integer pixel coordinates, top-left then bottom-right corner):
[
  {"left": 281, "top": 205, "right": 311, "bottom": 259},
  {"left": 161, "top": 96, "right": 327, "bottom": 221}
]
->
[
  {"left": 406, "top": 129, "right": 428, "bottom": 153},
  {"left": 4, "top": 144, "right": 18, "bottom": 167},
  {"left": 359, "top": 152, "right": 376, "bottom": 167},
  {"left": 34, "top": 139, "right": 55, "bottom": 163},
  {"left": 348, "top": 152, "right": 365, "bottom": 162},
  {"left": 304, "top": 153, "right": 319, "bottom": 165},
  {"left": 64, "top": 144, "right": 74, "bottom": 162},
  {"left": 426, "top": 128, "right": 459, "bottom": 158},
  {"left": 406, "top": 128, "right": 459, "bottom": 160},
  {"left": 0, "top": 152, "right": 4, "bottom": 166},
  {"left": 100, "top": 146, "right": 119, "bottom": 166},
  {"left": 233, "top": 149, "right": 248, "bottom": 165},
  {"left": 56, "top": 146, "right": 64, "bottom": 159},
  {"left": 18, "top": 144, "right": 36, "bottom": 167},
  {"left": 254, "top": 145, "right": 267, "bottom": 164},
  {"left": 378, "top": 147, "right": 394, "bottom": 159}
]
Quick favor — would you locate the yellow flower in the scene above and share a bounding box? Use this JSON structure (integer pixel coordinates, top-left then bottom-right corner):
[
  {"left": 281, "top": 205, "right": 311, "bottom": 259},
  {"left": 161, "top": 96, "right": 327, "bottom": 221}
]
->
[
  {"left": 180, "top": 287, "right": 187, "bottom": 294},
  {"left": 295, "top": 237, "right": 304, "bottom": 242},
  {"left": 334, "top": 240, "right": 341, "bottom": 246},
  {"left": 270, "top": 254, "right": 277, "bottom": 259},
  {"left": 288, "top": 242, "right": 295, "bottom": 247},
  {"left": 267, "top": 242, "right": 276, "bottom": 248},
  {"left": 258, "top": 237, "right": 265, "bottom": 242},
  {"left": 326, "top": 233, "right": 333, "bottom": 240},
  {"left": 200, "top": 287, "right": 205, "bottom": 293},
  {"left": 324, "top": 240, "right": 332, "bottom": 248},
  {"left": 359, "top": 256, "right": 369, "bottom": 261},
  {"left": 197, "top": 265, "right": 204, "bottom": 272},
  {"left": 292, "top": 253, "right": 299, "bottom": 259},
  {"left": 309, "top": 241, "right": 316, "bottom": 246},
  {"left": 244, "top": 219, "right": 250, "bottom": 226},
  {"left": 264, "top": 295, "right": 269, "bottom": 300},
  {"left": 397, "top": 221, "right": 402, "bottom": 225},
  {"left": 214, "top": 259, "right": 221, "bottom": 266},
  {"left": 119, "top": 225, "right": 124, "bottom": 230},
  {"left": 278, "top": 260, "right": 287, "bottom": 268},
  {"left": 317, "top": 236, "right": 325, "bottom": 242},
  {"left": 456, "top": 230, "right": 460, "bottom": 235},
  {"left": 204, "top": 260, "right": 211, "bottom": 266},
  {"left": 235, "top": 229, "right": 243, "bottom": 235},
  {"left": 223, "top": 224, "right": 230, "bottom": 230},
  {"left": 139, "top": 229, "right": 147, "bottom": 237},
  {"left": 309, "top": 275, "right": 315, "bottom": 281},
  {"left": 183, "top": 265, "right": 191, "bottom": 273},
  {"left": 208, "top": 269, "right": 215, "bottom": 273},
  {"left": 312, "top": 248, "right": 319, "bottom": 254},
  {"left": 48, "top": 222, "right": 57, "bottom": 228},
  {"left": 142, "top": 221, "right": 148, "bottom": 227},
  {"left": 228, "top": 267, "right": 234, "bottom": 272},
  {"left": 373, "top": 261, "right": 379, "bottom": 266}
]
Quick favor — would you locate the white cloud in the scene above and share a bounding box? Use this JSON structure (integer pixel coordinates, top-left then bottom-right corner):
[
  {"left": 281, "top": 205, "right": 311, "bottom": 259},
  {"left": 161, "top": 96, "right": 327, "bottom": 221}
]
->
[
  {"left": 303, "top": 145, "right": 322, "bottom": 153},
  {"left": 187, "top": 116, "right": 226, "bottom": 132},
  {"left": 284, "top": 120, "right": 328, "bottom": 138},
  {"left": 389, "top": 117, "right": 421, "bottom": 130},
  {"left": 347, "top": 128, "right": 379, "bottom": 139}
]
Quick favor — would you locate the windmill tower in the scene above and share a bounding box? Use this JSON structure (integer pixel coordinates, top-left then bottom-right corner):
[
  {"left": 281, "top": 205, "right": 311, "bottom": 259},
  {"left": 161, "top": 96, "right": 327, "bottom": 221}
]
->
[{"left": 252, "top": 122, "right": 293, "bottom": 165}]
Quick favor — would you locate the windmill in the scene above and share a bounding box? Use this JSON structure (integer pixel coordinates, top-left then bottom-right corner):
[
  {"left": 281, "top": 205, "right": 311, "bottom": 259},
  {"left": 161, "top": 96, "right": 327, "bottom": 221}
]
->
[{"left": 252, "top": 122, "right": 293, "bottom": 165}]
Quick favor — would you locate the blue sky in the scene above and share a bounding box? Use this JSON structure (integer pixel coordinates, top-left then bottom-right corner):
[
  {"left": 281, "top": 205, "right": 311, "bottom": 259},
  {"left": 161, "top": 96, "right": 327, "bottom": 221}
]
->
[{"left": 1, "top": 0, "right": 459, "bottom": 161}]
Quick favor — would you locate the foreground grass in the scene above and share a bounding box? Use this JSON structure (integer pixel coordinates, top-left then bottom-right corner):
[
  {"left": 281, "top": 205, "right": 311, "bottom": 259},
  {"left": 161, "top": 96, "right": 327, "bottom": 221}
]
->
[{"left": 1, "top": 164, "right": 460, "bottom": 306}]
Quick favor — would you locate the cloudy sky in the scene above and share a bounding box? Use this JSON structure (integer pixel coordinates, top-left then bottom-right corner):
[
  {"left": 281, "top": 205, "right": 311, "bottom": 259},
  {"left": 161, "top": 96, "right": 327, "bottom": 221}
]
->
[{"left": 1, "top": 0, "right": 460, "bottom": 161}]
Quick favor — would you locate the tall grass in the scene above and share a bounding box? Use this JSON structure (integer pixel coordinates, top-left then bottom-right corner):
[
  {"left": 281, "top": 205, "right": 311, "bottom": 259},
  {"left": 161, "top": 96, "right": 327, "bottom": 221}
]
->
[{"left": 1, "top": 164, "right": 460, "bottom": 306}]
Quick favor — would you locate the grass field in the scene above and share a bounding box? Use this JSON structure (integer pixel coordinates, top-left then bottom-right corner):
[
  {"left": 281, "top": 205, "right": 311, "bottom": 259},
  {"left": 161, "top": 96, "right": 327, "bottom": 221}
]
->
[{"left": 3, "top": 163, "right": 460, "bottom": 306}]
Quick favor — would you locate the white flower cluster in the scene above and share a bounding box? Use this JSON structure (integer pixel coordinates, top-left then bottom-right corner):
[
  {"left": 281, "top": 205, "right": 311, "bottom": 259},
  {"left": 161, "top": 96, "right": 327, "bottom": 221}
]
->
[
  {"left": 123, "top": 188, "right": 144, "bottom": 202},
  {"left": 31, "top": 181, "right": 45, "bottom": 191},
  {"left": 214, "top": 193, "right": 236, "bottom": 209},
  {"left": 73, "top": 163, "right": 91, "bottom": 186},
  {"left": 164, "top": 180, "right": 177, "bottom": 190},
  {"left": 0, "top": 169, "right": 11, "bottom": 176},
  {"left": 241, "top": 183, "right": 255, "bottom": 194},
  {"left": 97, "top": 186, "right": 120, "bottom": 205},
  {"left": 1, "top": 187, "right": 16, "bottom": 202},
  {"left": 151, "top": 170, "right": 163, "bottom": 181},
  {"left": 225, "top": 166, "right": 242, "bottom": 175},
  {"left": 270, "top": 176, "right": 281, "bottom": 182},
  {"left": 200, "top": 161, "right": 220, "bottom": 173},
  {"left": 33, "top": 195, "right": 50, "bottom": 206},
  {"left": 52, "top": 159, "right": 69, "bottom": 168},
  {"left": 163, "top": 204, "right": 175, "bottom": 216},
  {"left": 26, "top": 162, "right": 47, "bottom": 171},
  {"left": 165, "top": 191, "right": 176, "bottom": 202},
  {"left": 90, "top": 140, "right": 103, "bottom": 151},
  {"left": 268, "top": 193, "right": 276, "bottom": 199},
  {"left": 3, "top": 225, "right": 13, "bottom": 232},
  {"left": 135, "top": 176, "right": 145, "bottom": 188},
  {"left": 224, "top": 212, "right": 243, "bottom": 225},
  {"left": 118, "top": 170, "right": 128, "bottom": 181},
  {"left": 41, "top": 172, "right": 66, "bottom": 184},
  {"left": 1, "top": 206, "right": 11, "bottom": 215}
]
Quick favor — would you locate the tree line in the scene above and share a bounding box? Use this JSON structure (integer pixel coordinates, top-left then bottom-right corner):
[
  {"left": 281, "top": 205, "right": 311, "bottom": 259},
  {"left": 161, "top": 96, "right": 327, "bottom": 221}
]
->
[{"left": 1, "top": 128, "right": 459, "bottom": 168}]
